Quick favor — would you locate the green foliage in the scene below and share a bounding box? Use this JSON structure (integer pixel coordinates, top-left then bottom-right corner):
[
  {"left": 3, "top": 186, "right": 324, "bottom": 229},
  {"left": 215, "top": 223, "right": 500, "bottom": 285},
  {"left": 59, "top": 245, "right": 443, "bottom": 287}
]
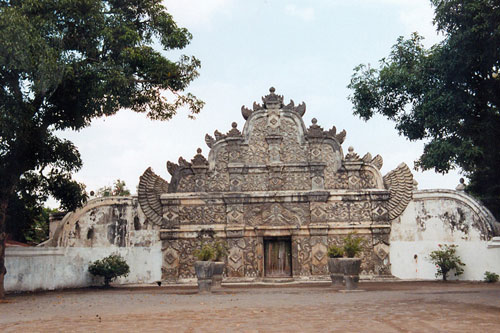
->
[
  {"left": 348, "top": 0, "right": 500, "bottom": 220},
  {"left": 88, "top": 254, "right": 130, "bottom": 287},
  {"left": 0, "top": 0, "right": 202, "bottom": 295},
  {"left": 213, "top": 241, "right": 228, "bottom": 261},
  {"left": 23, "top": 207, "right": 58, "bottom": 245},
  {"left": 193, "top": 243, "right": 215, "bottom": 261},
  {"left": 342, "top": 232, "right": 365, "bottom": 258},
  {"left": 428, "top": 244, "right": 465, "bottom": 281},
  {"left": 327, "top": 244, "right": 344, "bottom": 258},
  {"left": 484, "top": 271, "right": 499, "bottom": 283},
  {"left": 0, "top": 0, "right": 201, "bottom": 218},
  {"left": 6, "top": 189, "right": 60, "bottom": 245},
  {"left": 97, "top": 179, "right": 131, "bottom": 197}
]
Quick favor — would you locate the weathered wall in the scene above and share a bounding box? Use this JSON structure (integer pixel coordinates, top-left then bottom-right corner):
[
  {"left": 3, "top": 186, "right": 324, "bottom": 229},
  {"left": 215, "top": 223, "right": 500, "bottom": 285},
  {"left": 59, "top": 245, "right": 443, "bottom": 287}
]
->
[
  {"left": 5, "top": 246, "right": 162, "bottom": 293},
  {"left": 390, "top": 189, "right": 500, "bottom": 280},
  {"left": 4, "top": 196, "right": 163, "bottom": 293},
  {"left": 47, "top": 196, "right": 157, "bottom": 248}
]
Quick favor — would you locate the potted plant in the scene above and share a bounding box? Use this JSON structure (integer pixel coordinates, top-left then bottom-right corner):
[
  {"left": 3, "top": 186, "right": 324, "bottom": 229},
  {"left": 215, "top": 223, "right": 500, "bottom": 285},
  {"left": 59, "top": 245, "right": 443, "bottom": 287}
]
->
[
  {"left": 327, "top": 245, "right": 344, "bottom": 285},
  {"left": 341, "top": 232, "right": 365, "bottom": 290},
  {"left": 193, "top": 243, "right": 215, "bottom": 293},
  {"left": 327, "top": 232, "right": 365, "bottom": 290},
  {"left": 212, "top": 241, "right": 228, "bottom": 290}
]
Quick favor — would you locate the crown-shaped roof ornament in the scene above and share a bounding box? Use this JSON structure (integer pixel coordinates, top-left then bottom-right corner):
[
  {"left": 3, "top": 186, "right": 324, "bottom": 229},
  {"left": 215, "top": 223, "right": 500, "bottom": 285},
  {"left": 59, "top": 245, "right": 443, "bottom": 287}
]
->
[
  {"left": 262, "top": 87, "right": 284, "bottom": 109},
  {"left": 241, "top": 87, "right": 307, "bottom": 119}
]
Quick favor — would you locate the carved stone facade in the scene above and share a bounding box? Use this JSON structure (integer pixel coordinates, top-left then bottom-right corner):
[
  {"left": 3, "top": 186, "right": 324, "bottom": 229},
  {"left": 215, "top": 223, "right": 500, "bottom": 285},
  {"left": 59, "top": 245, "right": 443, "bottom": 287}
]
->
[{"left": 138, "top": 88, "right": 414, "bottom": 281}]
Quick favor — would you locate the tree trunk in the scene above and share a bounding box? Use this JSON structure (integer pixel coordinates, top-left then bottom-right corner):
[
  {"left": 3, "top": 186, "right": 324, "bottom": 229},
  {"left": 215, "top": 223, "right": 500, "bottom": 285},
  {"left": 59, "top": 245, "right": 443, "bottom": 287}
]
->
[{"left": 0, "top": 198, "right": 8, "bottom": 299}]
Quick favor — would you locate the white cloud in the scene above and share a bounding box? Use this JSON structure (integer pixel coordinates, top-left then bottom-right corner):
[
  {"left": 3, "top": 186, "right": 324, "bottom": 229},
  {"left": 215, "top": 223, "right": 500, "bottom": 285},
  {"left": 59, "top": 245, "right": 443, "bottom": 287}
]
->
[
  {"left": 163, "top": 0, "right": 234, "bottom": 29},
  {"left": 284, "top": 4, "right": 315, "bottom": 22}
]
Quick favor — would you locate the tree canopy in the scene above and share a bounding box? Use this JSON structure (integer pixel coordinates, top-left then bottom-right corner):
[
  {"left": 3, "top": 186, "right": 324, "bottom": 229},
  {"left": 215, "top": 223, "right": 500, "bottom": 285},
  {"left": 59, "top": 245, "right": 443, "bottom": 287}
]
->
[
  {"left": 0, "top": 0, "right": 202, "bottom": 298},
  {"left": 348, "top": 0, "right": 500, "bottom": 219}
]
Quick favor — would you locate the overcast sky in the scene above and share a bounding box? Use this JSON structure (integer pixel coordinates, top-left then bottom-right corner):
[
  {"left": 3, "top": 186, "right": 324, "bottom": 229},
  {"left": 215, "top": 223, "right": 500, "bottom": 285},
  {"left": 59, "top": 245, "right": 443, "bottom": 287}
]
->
[{"left": 54, "top": 0, "right": 461, "bottom": 207}]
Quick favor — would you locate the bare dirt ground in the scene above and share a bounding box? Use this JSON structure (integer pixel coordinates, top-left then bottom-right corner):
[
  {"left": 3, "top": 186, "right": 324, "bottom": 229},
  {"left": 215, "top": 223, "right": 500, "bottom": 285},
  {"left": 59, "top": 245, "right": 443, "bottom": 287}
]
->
[{"left": 1, "top": 281, "right": 500, "bottom": 332}]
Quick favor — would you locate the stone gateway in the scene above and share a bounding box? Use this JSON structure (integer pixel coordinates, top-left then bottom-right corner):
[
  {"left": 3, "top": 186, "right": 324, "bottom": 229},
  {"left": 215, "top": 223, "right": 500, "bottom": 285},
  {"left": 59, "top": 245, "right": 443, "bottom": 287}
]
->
[
  {"left": 138, "top": 87, "right": 414, "bottom": 282},
  {"left": 25, "top": 88, "right": 497, "bottom": 292}
]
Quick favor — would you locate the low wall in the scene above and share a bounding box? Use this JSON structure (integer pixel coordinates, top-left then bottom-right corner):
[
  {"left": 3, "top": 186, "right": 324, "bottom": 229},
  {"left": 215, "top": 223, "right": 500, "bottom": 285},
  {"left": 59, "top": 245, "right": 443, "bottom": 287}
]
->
[
  {"left": 390, "top": 189, "right": 500, "bottom": 280},
  {"left": 5, "top": 246, "right": 162, "bottom": 293}
]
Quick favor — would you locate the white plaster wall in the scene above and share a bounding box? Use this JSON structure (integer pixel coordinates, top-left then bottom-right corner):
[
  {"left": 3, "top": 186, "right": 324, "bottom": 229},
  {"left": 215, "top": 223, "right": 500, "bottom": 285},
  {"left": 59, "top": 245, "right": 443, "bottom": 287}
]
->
[
  {"left": 5, "top": 245, "right": 162, "bottom": 293},
  {"left": 391, "top": 240, "right": 500, "bottom": 280},
  {"left": 390, "top": 190, "right": 500, "bottom": 280}
]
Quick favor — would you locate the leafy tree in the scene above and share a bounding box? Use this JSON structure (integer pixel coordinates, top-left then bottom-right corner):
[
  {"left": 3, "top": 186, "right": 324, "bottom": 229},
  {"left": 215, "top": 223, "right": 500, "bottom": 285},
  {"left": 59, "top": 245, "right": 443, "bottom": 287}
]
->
[
  {"left": 348, "top": 0, "right": 500, "bottom": 220},
  {"left": 97, "top": 179, "right": 131, "bottom": 197},
  {"left": 0, "top": 0, "right": 202, "bottom": 298},
  {"left": 6, "top": 193, "right": 59, "bottom": 245}
]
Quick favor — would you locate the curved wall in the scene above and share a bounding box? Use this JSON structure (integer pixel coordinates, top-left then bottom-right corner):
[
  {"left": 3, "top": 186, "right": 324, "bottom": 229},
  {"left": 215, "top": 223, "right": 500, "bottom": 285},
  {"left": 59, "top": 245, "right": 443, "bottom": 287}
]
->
[{"left": 390, "top": 189, "right": 500, "bottom": 280}]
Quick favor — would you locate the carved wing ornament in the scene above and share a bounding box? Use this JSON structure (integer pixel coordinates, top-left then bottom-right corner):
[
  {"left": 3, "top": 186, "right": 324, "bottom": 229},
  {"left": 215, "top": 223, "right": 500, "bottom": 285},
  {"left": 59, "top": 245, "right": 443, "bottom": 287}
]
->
[
  {"left": 138, "top": 167, "right": 169, "bottom": 225},
  {"left": 383, "top": 163, "right": 414, "bottom": 220}
]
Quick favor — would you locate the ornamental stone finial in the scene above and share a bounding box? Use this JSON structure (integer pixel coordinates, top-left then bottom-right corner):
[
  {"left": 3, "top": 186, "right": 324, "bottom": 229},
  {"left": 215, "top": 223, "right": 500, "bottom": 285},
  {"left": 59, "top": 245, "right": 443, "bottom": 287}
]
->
[
  {"left": 456, "top": 178, "right": 466, "bottom": 191},
  {"left": 227, "top": 122, "right": 241, "bottom": 137},
  {"left": 345, "top": 146, "right": 360, "bottom": 161},
  {"left": 191, "top": 148, "right": 208, "bottom": 166}
]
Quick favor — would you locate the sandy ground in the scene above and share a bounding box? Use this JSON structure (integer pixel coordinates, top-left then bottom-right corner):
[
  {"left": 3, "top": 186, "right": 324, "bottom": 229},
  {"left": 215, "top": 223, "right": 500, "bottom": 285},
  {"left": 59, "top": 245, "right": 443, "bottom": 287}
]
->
[{"left": 1, "top": 281, "right": 500, "bottom": 332}]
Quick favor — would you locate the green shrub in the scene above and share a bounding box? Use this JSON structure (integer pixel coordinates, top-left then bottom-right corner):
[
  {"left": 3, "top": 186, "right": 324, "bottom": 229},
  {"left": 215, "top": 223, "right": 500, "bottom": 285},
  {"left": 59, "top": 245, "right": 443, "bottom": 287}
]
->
[
  {"left": 214, "top": 241, "right": 228, "bottom": 261},
  {"left": 193, "top": 243, "right": 215, "bottom": 261},
  {"left": 343, "top": 232, "right": 365, "bottom": 258},
  {"left": 327, "top": 245, "right": 344, "bottom": 258},
  {"left": 484, "top": 271, "right": 499, "bottom": 283},
  {"left": 428, "top": 244, "right": 465, "bottom": 281},
  {"left": 88, "top": 254, "right": 130, "bottom": 287}
]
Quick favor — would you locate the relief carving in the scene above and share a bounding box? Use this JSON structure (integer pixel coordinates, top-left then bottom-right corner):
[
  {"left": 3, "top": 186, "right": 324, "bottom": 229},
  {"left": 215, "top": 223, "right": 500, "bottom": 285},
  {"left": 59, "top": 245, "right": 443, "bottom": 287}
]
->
[
  {"left": 292, "top": 237, "right": 312, "bottom": 276},
  {"left": 242, "top": 173, "right": 268, "bottom": 192},
  {"left": 244, "top": 203, "right": 309, "bottom": 227},
  {"left": 245, "top": 117, "right": 268, "bottom": 165},
  {"left": 162, "top": 239, "right": 198, "bottom": 280},
  {"left": 178, "top": 205, "right": 226, "bottom": 225},
  {"left": 280, "top": 118, "right": 308, "bottom": 163},
  {"left": 282, "top": 172, "right": 310, "bottom": 191},
  {"left": 311, "top": 201, "right": 372, "bottom": 223}
]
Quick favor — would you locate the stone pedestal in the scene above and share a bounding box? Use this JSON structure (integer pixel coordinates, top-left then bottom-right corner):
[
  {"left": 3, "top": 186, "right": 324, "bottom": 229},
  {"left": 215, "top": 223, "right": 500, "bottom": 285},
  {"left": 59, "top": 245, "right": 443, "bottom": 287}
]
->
[
  {"left": 212, "top": 262, "right": 225, "bottom": 290},
  {"left": 342, "top": 258, "right": 361, "bottom": 290},
  {"left": 327, "top": 258, "right": 344, "bottom": 285},
  {"left": 194, "top": 261, "right": 214, "bottom": 293}
]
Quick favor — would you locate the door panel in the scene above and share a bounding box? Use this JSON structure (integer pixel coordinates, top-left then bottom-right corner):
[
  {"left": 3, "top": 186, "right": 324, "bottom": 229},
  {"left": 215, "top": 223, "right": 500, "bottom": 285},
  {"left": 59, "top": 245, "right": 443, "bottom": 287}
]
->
[{"left": 264, "top": 238, "right": 291, "bottom": 277}]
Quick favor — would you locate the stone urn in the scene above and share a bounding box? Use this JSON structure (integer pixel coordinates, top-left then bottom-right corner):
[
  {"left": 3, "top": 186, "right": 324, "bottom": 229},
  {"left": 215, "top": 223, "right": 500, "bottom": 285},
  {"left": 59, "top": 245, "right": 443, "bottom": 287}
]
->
[
  {"left": 327, "top": 258, "right": 344, "bottom": 285},
  {"left": 194, "top": 261, "right": 214, "bottom": 293},
  {"left": 212, "top": 261, "right": 225, "bottom": 290},
  {"left": 342, "top": 258, "right": 362, "bottom": 290}
]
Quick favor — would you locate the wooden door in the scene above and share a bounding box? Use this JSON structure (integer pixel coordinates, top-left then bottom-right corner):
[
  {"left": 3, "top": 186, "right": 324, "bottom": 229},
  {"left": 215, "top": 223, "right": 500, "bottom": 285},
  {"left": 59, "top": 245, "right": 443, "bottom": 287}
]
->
[{"left": 264, "top": 238, "right": 292, "bottom": 277}]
